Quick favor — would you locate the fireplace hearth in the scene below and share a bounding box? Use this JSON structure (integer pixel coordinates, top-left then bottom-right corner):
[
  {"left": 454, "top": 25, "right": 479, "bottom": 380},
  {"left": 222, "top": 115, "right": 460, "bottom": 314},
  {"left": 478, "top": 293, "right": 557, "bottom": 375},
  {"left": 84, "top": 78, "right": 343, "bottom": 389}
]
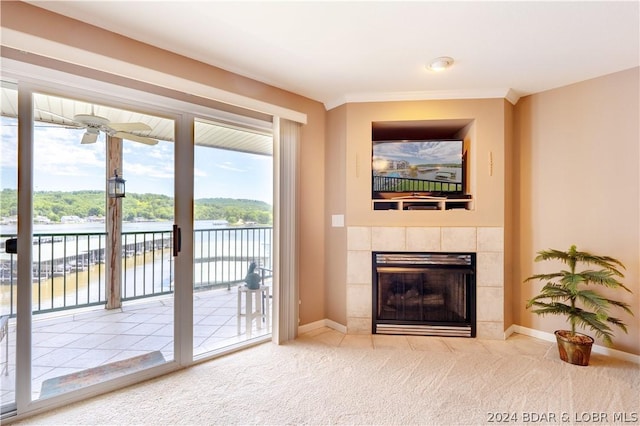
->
[{"left": 372, "top": 252, "right": 476, "bottom": 337}]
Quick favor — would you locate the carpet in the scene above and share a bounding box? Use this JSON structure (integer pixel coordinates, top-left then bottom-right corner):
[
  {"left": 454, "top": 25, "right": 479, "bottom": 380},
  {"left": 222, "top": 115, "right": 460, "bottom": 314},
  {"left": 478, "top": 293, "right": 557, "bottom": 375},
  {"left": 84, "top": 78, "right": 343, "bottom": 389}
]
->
[
  {"left": 40, "top": 350, "right": 166, "bottom": 398},
  {"left": 17, "top": 331, "right": 640, "bottom": 425}
]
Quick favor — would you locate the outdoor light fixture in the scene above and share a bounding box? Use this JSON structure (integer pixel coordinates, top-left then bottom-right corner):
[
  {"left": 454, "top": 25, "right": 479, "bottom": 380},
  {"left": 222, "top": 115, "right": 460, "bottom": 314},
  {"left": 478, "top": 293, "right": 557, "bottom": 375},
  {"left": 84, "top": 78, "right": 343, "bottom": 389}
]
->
[{"left": 108, "top": 169, "right": 126, "bottom": 198}]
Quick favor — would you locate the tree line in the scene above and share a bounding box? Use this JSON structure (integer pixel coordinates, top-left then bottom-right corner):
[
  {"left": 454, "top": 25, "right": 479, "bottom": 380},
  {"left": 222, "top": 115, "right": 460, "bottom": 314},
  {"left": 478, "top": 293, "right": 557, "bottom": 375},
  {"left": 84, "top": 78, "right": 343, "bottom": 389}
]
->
[{"left": 0, "top": 189, "right": 272, "bottom": 225}]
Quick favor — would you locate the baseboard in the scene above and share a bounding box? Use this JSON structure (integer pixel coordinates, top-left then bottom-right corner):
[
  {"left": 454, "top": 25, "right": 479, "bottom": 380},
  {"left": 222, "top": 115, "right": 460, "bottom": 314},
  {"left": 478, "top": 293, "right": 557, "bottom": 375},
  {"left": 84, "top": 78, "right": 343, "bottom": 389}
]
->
[
  {"left": 513, "top": 325, "right": 640, "bottom": 364},
  {"left": 504, "top": 324, "right": 517, "bottom": 339},
  {"left": 299, "top": 320, "right": 640, "bottom": 364},
  {"left": 298, "top": 319, "right": 347, "bottom": 335},
  {"left": 324, "top": 319, "right": 347, "bottom": 334}
]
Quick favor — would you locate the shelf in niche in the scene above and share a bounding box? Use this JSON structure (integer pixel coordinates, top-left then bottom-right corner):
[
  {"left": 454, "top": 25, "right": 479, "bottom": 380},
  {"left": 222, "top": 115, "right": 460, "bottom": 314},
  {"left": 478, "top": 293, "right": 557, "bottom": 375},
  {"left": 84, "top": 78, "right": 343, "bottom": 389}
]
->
[{"left": 372, "top": 196, "right": 473, "bottom": 211}]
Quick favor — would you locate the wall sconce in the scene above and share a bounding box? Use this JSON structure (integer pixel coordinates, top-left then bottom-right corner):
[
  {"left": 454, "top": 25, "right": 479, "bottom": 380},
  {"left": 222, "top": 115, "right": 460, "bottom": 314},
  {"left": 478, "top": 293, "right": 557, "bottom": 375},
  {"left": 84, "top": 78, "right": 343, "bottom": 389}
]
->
[{"left": 108, "top": 169, "right": 126, "bottom": 198}]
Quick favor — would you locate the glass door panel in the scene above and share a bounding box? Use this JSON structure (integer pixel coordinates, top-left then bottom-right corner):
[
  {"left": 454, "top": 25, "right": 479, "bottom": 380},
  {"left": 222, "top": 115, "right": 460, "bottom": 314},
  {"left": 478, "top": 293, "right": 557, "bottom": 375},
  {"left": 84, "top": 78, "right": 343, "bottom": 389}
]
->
[
  {"left": 30, "top": 93, "right": 175, "bottom": 400},
  {"left": 0, "top": 81, "right": 18, "bottom": 416},
  {"left": 193, "top": 117, "right": 273, "bottom": 357}
]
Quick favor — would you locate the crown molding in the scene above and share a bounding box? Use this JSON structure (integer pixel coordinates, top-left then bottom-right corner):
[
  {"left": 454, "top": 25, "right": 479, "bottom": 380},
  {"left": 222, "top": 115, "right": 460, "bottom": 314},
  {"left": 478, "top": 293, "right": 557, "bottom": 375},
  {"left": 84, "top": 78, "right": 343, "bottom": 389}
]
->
[
  {"left": 324, "top": 87, "right": 522, "bottom": 111},
  {"left": 504, "top": 88, "right": 522, "bottom": 105}
]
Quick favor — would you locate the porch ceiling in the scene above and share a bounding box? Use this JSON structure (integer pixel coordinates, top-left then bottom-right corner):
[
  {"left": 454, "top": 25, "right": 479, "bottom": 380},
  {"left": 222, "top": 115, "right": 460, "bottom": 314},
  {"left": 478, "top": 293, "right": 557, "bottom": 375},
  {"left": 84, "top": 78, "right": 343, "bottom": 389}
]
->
[{"left": 1, "top": 87, "right": 273, "bottom": 156}]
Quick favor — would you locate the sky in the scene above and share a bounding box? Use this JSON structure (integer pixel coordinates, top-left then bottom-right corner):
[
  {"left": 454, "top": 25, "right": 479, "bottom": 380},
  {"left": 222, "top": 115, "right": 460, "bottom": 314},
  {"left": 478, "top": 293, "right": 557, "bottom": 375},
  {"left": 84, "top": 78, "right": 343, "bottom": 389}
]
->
[
  {"left": 0, "top": 116, "right": 273, "bottom": 204},
  {"left": 372, "top": 140, "right": 463, "bottom": 165}
]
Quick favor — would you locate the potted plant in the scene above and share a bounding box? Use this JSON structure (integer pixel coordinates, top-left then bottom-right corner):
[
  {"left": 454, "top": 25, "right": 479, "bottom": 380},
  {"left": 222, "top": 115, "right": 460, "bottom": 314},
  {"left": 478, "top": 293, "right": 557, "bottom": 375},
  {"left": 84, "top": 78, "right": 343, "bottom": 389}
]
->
[{"left": 524, "top": 245, "right": 633, "bottom": 366}]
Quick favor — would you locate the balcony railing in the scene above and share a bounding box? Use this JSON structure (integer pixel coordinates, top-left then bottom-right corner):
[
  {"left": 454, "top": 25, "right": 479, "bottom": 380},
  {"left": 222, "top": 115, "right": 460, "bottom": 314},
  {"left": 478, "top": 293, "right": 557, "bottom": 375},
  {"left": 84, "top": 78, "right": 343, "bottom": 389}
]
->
[
  {"left": 373, "top": 175, "right": 462, "bottom": 193},
  {"left": 0, "top": 226, "right": 273, "bottom": 317}
]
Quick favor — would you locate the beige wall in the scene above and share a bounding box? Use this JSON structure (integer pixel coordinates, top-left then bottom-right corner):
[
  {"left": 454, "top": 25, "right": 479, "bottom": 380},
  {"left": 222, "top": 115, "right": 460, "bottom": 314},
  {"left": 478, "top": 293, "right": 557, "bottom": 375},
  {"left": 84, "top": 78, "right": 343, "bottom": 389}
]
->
[
  {"left": 514, "top": 67, "right": 640, "bottom": 355},
  {"left": 325, "top": 105, "right": 348, "bottom": 325},
  {"left": 1, "top": 1, "right": 327, "bottom": 326},
  {"left": 345, "top": 99, "right": 506, "bottom": 226},
  {"left": 325, "top": 98, "right": 510, "bottom": 329},
  {"left": 503, "top": 100, "right": 515, "bottom": 330}
]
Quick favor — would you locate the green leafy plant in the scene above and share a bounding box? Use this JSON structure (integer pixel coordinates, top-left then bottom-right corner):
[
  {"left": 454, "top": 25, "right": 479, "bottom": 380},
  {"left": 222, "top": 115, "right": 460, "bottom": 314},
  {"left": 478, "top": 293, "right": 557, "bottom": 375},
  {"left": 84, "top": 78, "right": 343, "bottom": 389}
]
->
[{"left": 524, "top": 245, "right": 633, "bottom": 345}]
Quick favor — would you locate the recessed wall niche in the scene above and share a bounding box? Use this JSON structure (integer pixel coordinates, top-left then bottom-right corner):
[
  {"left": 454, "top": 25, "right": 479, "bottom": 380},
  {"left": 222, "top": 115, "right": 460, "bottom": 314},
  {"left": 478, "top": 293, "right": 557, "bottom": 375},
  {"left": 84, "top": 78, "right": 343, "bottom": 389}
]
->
[{"left": 371, "top": 119, "right": 474, "bottom": 211}]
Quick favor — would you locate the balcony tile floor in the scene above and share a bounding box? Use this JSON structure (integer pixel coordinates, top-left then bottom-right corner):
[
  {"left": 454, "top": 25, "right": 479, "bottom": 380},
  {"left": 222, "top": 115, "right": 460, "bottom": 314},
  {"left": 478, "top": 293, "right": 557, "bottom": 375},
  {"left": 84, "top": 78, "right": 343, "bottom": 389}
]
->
[{"left": 0, "top": 285, "right": 271, "bottom": 403}]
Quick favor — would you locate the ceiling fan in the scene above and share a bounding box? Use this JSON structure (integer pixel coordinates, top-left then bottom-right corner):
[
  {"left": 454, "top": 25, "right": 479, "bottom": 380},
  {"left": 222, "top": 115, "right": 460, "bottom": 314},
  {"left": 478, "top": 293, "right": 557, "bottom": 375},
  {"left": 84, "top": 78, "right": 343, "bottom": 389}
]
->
[
  {"left": 73, "top": 113, "right": 158, "bottom": 145},
  {"left": 37, "top": 107, "right": 159, "bottom": 145}
]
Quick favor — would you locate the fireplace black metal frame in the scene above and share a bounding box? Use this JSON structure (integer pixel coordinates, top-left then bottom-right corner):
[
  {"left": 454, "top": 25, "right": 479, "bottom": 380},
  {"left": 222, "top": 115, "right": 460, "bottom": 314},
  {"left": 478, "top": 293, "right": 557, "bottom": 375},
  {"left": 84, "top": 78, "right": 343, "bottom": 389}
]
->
[{"left": 372, "top": 251, "right": 476, "bottom": 337}]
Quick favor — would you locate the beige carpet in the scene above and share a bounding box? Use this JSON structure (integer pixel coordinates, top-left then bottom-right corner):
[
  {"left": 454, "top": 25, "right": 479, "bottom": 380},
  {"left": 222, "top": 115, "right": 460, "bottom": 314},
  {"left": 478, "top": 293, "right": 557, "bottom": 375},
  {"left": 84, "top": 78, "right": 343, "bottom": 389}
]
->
[{"left": 14, "top": 328, "right": 640, "bottom": 425}]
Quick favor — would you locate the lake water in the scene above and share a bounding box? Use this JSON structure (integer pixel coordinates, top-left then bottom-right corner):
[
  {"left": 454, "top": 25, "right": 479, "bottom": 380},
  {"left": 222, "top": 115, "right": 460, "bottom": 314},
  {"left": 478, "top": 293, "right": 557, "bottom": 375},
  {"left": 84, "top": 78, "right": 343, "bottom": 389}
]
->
[
  {"left": 0, "top": 220, "right": 273, "bottom": 313},
  {"left": 1, "top": 220, "right": 228, "bottom": 235}
]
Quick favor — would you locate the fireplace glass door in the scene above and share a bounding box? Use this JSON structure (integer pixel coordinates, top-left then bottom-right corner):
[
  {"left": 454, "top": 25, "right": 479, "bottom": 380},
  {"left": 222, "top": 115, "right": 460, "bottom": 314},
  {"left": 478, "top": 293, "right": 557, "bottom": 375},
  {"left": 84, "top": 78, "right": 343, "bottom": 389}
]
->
[
  {"left": 373, "top": 252, "right": 475, "bottom": 337},
  {"left": 377, "top": 268, "right": 469, "bottom": 323}
]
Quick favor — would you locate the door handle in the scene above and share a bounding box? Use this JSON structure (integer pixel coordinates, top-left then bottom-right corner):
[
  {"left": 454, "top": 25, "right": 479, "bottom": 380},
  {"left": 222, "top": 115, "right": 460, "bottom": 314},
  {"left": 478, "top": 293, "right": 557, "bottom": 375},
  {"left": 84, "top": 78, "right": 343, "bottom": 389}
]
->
[{"left": 172, "top": 225, "right": 181, "bottom": 257}]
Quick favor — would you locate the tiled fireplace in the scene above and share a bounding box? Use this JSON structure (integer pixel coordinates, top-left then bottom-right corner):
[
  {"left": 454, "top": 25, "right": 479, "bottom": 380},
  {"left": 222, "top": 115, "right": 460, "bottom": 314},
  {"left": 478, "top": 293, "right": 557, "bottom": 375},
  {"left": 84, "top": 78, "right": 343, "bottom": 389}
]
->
[{"left": 347, "top": 226, "right": 505, "bottom": 340}]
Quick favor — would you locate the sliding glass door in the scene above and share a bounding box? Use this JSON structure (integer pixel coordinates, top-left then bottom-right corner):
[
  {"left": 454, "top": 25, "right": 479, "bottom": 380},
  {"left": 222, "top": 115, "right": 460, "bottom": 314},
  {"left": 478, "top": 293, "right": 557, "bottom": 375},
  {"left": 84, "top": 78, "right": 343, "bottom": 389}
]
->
[
  {"left": 0, "top": 57, "right": 301, "bottom": 421},
  {"left": 28, "top": 93, "right": 176, "bottom": 401},
  {"left": 0, "top": 81, "right": 18, "bottom": 417},
  {"left": 192, "top": 117, "right": 274, "bottom": 357}
]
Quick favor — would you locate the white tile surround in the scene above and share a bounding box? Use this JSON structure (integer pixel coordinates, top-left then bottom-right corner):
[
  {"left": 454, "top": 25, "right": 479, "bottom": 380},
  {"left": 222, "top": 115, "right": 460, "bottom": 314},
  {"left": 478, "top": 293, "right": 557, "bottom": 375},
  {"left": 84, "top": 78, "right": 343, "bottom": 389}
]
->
[{"left": 347, "top": 226, "right": 505, "bottom": 339}]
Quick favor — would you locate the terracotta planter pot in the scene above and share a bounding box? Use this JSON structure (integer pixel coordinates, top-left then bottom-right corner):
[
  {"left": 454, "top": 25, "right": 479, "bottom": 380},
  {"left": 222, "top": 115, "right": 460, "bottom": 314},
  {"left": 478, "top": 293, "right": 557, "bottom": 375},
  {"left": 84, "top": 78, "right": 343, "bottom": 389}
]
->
[{"left": 554, "top": 330, "right": 594, "bottom": 366}]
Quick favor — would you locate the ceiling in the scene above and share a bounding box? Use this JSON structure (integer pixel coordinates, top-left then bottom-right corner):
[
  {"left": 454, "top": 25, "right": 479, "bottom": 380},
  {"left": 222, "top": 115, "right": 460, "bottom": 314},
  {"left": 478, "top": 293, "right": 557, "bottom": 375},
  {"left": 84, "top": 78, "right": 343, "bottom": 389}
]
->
[{"left": 24, "top": 1, "right": 640, "bottom": 109}]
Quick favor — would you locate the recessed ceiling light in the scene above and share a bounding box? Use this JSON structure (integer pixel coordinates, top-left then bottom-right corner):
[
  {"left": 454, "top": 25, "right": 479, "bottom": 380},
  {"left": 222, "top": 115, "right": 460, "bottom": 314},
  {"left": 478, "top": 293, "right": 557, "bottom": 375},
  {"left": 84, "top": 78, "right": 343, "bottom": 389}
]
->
[{"left": 427, "top": 56, "right": 454, "bottom": 72}]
